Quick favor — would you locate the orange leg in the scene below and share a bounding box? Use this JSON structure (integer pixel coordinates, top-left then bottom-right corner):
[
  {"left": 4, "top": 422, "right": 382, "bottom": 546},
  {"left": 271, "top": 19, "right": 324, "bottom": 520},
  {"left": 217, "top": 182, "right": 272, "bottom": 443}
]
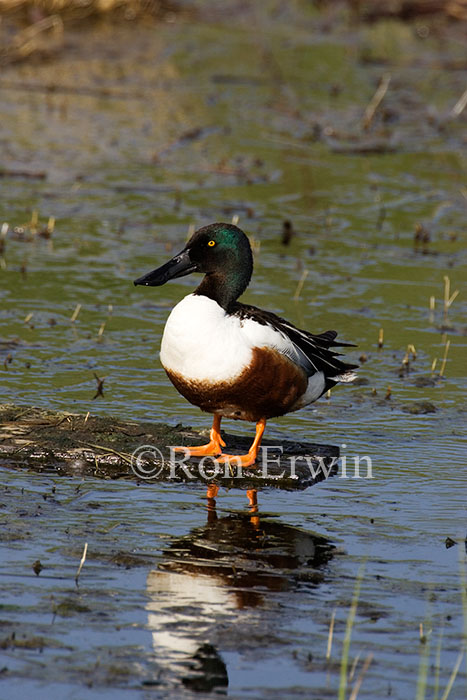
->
[
  {"left": 247, "top": 488, "right": 260, "bottom": 528},
  {"left": 206, "top": 483, "right": 219, "bottom": 522},
  {"left": 206, "top": 483, "right": 219, "bottom": 500},
  {"left": 216, "top": 418, "right": 266, "bottom": 468},
  {"left": 246, "top": 489, "right": 257, "bottom": 507},
  {"left": 172, "top": 414, "right": 225, "bottom": 457}
]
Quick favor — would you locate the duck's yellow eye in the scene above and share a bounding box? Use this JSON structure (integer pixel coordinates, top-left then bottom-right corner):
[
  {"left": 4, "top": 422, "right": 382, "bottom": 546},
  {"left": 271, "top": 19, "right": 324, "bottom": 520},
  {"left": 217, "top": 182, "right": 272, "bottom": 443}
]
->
[{"left": 208, "top": 240, "right": 216, "bottom": 247}]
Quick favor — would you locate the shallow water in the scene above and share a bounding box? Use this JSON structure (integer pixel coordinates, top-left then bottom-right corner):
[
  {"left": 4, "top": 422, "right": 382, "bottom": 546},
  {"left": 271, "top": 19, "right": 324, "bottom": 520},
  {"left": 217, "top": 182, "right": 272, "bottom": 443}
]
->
[{"left": 0, "top": 3, "right": 466, "bottom": 698}]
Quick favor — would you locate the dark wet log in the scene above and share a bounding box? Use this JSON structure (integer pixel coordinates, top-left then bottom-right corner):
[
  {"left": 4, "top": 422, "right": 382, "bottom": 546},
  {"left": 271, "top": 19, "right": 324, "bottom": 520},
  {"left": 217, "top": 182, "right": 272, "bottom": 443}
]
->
[
  {"left": 0, "top": 167, "right": 47, "bottom": 180},
  {"left": 338, "top": 0, "right": 467, "bottom": 22},
  {"left": 0, "top": 404, "right": 339, "bottom": 491}
]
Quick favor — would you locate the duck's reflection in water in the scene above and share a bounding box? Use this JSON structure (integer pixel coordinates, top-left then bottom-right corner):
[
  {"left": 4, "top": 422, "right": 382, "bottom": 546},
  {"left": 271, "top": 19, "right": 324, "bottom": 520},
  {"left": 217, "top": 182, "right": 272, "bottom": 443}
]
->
[{"left": 146, "top": 488, "right": 335, "bottom": 693}]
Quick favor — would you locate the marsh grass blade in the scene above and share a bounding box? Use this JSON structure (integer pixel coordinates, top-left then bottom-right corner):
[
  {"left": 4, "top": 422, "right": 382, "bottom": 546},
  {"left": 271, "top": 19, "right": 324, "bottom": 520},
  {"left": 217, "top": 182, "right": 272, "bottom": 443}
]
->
[{"left": 338, "top": 562, "right": 365, "bottom": 700}]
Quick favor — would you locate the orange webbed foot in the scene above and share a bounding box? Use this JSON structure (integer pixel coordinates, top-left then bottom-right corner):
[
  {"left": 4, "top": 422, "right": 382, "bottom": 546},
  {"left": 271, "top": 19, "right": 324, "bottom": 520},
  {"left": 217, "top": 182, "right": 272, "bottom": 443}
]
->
[
  {"left": 215, "top": 451, "right": 259, "bottom": 468},
  {"left": 172, "top": 415, "right": 225, "bottom": 457},
  {"left": 172, "top": 440, "right": 225, "bottom": 457},
  {"left": 215, "top": 418, "right": 266, "bottom": 469}
]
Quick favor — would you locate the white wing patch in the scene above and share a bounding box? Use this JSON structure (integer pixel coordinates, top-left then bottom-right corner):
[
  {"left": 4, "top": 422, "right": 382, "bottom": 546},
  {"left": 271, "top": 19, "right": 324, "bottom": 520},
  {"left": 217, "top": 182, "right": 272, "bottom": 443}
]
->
[{"left": 239, "top": 317, "right": 303, "bottom": 365}]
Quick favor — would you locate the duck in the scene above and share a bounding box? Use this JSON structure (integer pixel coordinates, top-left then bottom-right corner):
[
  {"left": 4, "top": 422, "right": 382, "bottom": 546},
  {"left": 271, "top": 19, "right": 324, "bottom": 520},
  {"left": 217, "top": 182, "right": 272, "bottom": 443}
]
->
[{"left": 134, "top": 223, "right": 357, "bottom": 467}]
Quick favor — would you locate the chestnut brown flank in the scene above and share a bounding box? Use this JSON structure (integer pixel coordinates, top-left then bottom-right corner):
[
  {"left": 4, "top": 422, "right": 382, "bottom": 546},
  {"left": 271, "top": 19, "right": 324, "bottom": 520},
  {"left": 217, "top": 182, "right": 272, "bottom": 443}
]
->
[{"left": 164, "top": 347, "right": 308, "bottom": 422}]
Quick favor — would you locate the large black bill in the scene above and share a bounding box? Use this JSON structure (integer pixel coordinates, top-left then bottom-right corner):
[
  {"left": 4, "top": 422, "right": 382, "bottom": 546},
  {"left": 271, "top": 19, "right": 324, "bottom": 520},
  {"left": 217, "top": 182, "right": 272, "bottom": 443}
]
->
[{"left": 133, "top": 249, "right": 199, "bottom": 287}]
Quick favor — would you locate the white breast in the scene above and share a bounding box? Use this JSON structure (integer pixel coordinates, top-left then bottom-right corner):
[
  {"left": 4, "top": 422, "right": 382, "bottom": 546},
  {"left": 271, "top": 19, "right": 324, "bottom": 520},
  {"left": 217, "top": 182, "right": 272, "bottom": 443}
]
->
[
  {"left": 160, "top": 294, "right": 250, "bottom": 382},
  {"left": 159, "top": 294, "right": 298, "bottom": 384}
]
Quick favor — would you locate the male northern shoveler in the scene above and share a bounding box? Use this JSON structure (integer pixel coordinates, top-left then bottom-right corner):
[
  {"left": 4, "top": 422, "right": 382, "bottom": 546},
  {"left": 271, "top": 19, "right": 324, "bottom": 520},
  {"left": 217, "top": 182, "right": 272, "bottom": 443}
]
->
[{"left": 134, "top": 223, "right": 357, "bottom": 467}]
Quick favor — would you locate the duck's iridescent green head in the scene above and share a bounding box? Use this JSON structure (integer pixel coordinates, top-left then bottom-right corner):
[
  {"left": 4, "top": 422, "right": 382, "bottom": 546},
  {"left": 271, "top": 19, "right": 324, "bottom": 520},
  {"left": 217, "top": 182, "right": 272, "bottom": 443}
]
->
[{"left": 134, "top": 223, "right": 254, "bottom": 310}]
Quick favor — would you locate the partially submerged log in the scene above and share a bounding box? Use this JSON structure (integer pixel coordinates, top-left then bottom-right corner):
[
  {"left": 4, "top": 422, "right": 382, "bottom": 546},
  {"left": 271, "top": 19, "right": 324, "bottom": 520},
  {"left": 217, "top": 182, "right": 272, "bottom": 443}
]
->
[
  {"left": 359, "top": 0, "right": 467, "bottom": 22},
  {"left": 321, "top": 0, "right": 467, "bottom": 22},
  {"left": 0, "top": 404, "right": 339, "bottom": 491}
]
